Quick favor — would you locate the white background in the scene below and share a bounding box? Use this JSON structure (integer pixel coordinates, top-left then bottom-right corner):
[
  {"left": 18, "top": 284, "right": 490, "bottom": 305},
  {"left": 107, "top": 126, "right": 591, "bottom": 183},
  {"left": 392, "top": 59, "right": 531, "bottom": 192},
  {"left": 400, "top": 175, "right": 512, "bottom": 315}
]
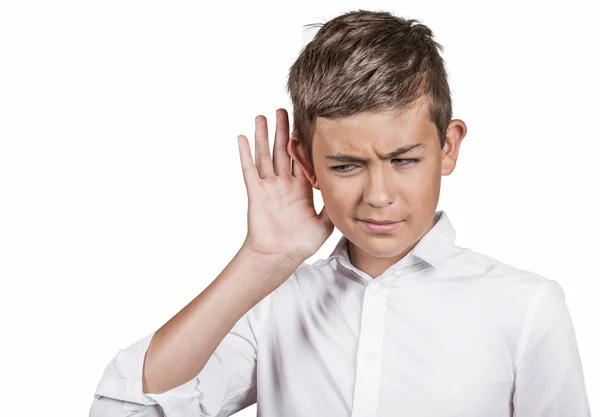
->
[{"left": 0, "top": 1, "right": 598, "bottom": 416}]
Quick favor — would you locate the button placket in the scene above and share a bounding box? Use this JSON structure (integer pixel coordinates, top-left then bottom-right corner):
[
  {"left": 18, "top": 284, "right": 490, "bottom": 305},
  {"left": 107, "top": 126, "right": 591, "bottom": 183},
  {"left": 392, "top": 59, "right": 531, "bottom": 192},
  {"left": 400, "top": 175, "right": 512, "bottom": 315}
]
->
[{"left": 350, "top": 285, "right": 388, "bottom": 417}]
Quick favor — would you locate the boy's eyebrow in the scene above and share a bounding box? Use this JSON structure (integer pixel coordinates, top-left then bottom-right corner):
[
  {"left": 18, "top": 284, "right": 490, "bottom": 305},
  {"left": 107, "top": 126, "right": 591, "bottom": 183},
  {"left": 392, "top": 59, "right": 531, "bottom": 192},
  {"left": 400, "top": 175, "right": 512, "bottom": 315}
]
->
[{"left": 325, "top": 143, "right": 426, "bottom": 163}]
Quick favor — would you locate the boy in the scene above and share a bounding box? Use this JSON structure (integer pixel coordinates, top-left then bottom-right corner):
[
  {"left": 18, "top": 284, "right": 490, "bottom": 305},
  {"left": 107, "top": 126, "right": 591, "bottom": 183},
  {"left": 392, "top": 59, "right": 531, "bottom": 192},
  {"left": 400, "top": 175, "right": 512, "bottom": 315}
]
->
[{"left": 89, "top": 10, "right": 591, "bottom": 417}]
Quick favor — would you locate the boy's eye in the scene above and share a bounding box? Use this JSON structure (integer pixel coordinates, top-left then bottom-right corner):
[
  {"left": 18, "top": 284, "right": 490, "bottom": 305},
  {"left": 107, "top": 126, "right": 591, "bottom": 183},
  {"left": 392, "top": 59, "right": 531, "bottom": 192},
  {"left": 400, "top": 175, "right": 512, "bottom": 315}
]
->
[{"left": 329, "top": 158, "right": 420, "bottom": 173}]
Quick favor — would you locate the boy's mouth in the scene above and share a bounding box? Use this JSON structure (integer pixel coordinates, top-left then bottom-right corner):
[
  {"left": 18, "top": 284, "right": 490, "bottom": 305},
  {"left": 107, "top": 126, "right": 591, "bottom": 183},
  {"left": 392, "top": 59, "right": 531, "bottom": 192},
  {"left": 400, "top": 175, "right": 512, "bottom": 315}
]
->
[{"left": 359, "top": 218, "right": 402, "bottom": 224}]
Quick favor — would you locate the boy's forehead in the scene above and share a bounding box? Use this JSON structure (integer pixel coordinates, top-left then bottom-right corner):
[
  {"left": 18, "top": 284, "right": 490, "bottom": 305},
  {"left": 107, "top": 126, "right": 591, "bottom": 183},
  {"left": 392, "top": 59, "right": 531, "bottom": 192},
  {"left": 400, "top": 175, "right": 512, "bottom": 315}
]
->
[{"left": 314, "top": 106, "right": 436, "bottom": 151}]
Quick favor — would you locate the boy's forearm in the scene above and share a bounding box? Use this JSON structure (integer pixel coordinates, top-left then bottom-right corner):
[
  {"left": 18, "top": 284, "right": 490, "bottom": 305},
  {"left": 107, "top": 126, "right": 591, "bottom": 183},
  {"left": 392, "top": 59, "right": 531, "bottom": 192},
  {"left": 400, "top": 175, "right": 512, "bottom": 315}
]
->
[{"left": 141, "top": 246, "right": 299, "bottom": 395}]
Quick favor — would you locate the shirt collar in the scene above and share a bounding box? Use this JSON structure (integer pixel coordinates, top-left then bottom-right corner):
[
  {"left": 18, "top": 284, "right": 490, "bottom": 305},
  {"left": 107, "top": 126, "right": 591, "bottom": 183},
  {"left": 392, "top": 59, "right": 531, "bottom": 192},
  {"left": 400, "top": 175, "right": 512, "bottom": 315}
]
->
[{"left": 327, "top": 210, "right": 458, "bottom": 276}]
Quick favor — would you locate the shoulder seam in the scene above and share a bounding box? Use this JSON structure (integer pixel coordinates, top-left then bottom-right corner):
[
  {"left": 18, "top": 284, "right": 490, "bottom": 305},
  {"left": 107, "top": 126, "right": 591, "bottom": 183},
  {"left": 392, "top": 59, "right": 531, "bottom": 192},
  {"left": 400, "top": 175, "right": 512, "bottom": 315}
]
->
[{"left": 513, "top": 279, "right": 552, "bottom": 371}]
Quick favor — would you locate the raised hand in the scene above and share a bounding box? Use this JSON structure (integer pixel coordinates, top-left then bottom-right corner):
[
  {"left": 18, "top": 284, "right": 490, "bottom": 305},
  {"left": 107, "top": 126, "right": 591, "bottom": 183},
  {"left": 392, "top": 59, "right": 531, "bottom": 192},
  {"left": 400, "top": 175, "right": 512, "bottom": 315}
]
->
[{"left": 237, "top": 108, "right": 334, "bottom": 268}]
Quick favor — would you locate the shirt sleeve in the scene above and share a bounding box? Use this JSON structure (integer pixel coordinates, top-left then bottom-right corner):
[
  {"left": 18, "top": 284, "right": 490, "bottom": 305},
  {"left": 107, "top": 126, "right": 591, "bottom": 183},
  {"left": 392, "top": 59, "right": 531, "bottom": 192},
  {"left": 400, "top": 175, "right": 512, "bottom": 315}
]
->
[
  {"left": 89, "top": 395, "right": 165, "bottom": 417},
  {"left": 512, "top": 279, "right": 592, "bottom": 416},
  {"left": 90, "top": 296, "right": 267, "bottom": 417}
]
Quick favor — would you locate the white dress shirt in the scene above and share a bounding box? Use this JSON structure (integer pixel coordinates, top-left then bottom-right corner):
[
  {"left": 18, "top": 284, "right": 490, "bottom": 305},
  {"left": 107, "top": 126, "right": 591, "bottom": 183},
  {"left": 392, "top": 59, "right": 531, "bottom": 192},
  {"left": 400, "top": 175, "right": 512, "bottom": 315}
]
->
[{"left": 90, "top": 210, "right": 591, "bottom": 417}]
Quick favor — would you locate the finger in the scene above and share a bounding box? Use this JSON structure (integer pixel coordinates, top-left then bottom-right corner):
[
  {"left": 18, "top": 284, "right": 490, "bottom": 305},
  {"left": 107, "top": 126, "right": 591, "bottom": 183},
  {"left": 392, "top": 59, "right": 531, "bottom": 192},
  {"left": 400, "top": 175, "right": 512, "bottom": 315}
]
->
[
  {"left": 318, "top": 205, "right": 335, "bottom": 233},
  {"left": 318, "top": 204, "right": 332, "bottom": 226},
  {"left": 237, "top": 135, "right": 259, "bottom": 189},
  {"left": 272, "top": 108, "right": 291, "bottom": 177},
  {"left": 254, "top": 115, "right": 274, "bottom": 179}
]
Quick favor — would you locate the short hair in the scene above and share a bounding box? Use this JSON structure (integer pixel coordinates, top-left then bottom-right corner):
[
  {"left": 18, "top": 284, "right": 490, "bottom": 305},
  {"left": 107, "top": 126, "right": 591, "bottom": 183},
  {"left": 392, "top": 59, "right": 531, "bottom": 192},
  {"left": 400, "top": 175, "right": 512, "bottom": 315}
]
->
[{"left": 286, "top": 10, "right": 452, "bottom": 167}]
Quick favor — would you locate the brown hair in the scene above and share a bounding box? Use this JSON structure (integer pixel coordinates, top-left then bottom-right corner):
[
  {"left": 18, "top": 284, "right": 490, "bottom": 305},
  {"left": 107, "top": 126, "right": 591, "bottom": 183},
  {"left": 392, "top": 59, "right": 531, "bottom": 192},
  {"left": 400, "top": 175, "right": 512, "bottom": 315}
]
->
[{"left": 286, "top": 10, "right": 452, "bottom": 167}]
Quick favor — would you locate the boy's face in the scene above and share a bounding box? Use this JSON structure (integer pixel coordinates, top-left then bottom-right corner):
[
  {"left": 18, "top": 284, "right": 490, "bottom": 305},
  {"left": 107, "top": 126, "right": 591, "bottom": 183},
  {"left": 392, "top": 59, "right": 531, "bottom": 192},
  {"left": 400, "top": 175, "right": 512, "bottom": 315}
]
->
[{"left": 288, "top": 96, "right": 466, "bottom": 278}]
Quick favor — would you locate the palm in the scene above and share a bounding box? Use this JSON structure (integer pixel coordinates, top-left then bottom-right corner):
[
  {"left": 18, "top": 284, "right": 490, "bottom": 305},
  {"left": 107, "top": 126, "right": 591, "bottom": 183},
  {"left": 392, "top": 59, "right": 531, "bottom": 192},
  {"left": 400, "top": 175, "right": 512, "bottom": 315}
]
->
[{"left": 237, "top": 109, "right": 334, "bottom": 265}]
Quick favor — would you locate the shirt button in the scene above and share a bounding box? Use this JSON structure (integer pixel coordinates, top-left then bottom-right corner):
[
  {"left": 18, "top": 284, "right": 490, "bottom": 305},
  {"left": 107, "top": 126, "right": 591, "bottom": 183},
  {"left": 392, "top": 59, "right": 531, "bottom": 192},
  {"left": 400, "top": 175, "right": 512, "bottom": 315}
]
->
[
  {"left": 370, "top": 283, "right": 380, "bottom": 294},
  {"left": 363, "top": 351, "right": 376, "bottom": 362}
]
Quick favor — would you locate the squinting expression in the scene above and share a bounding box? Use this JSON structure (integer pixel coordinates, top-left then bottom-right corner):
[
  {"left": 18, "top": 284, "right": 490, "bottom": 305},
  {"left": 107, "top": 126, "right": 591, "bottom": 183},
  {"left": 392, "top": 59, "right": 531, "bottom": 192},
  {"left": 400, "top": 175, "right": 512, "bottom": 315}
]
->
[{"left": 303, "top": 96, "right": 463, "bottom": 279}]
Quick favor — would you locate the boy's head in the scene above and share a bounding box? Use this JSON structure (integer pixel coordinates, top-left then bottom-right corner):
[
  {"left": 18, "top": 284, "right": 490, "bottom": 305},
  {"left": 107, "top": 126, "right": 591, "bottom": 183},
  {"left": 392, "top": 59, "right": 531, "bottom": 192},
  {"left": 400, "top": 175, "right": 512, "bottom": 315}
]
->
[{"left": 285, "top": 10, "right": 466, "bottom": 277}]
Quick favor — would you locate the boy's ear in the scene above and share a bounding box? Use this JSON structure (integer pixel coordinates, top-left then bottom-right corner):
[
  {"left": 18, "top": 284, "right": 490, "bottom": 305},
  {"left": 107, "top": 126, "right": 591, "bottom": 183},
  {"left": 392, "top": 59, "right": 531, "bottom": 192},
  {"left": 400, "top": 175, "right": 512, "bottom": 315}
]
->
[{"left": 287, "top": 136, "right": 320, "bottom": 190}]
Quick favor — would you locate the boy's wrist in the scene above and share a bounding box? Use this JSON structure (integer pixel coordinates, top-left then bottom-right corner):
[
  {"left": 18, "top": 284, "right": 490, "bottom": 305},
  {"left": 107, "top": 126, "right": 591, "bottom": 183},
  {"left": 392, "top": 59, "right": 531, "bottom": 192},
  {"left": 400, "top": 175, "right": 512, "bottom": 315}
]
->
[
  {"left": 239, "top": 243, "right": 303, "bottom": 271},
  {"left": 227, "top": 244, "right": 300, "bottom": 297}
]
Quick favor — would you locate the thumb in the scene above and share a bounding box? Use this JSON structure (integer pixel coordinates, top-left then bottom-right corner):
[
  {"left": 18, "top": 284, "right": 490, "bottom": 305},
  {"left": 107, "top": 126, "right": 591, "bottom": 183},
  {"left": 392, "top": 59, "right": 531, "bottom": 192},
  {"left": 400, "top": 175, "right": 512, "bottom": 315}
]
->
[{"left": 317, "top": 205, "right": 335, "bottom": 232}]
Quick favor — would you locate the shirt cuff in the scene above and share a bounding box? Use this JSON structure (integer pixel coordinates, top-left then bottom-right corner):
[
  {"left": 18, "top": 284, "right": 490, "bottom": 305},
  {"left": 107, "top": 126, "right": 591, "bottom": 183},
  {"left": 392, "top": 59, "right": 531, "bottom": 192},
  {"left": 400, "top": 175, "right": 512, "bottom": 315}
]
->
[{"left": 94, "top": 332, "right": 206, "bottom": 416}]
